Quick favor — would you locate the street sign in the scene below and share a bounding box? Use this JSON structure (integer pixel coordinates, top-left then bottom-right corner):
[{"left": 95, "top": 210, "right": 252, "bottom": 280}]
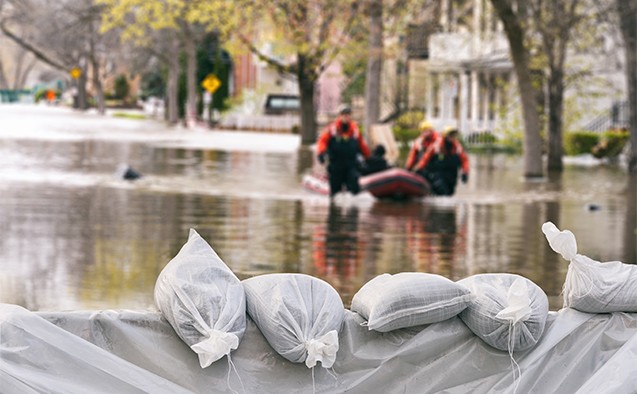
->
[
  {"left": 70, "top": 67, "right": 82, "bottom": 79},
  {"left": 201, "top": 73, "right": 221, "bottom": 94}
]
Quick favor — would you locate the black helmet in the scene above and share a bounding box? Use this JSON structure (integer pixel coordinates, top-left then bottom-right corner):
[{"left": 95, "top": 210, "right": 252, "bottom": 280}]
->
[
  {"left": 339, "top": 105, "right": 352, "bottom": 115},
  {"left": 373, "top": 144, "right": 386, "bottom": 156}
]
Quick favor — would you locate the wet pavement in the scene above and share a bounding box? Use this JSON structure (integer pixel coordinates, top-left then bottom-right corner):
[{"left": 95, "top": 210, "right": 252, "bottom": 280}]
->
[{"left": 0, "top": 104, "right": 635, "bottom": 311}]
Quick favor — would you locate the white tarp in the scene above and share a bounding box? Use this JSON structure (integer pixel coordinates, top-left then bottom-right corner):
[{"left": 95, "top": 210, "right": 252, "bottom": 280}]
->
[{"left": 3, "top": 303, "right": 637, "bottom": 393}]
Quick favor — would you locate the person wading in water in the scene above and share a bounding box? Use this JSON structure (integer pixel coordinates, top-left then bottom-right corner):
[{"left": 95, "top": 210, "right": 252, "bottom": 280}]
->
[
  {"left": 316, "top": 106, "right": 371, "bottom": 197},
  {"left": 405, "top": 121, "right": 440, "bottom": 172},
  {"left": 412, "top": 127, "right": 469, "bottom": 196}
]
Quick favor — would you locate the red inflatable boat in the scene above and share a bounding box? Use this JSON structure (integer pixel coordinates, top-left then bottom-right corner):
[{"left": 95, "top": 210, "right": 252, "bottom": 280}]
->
[{"left": 302, "top": 168, "right": 431, "bottom": 199}]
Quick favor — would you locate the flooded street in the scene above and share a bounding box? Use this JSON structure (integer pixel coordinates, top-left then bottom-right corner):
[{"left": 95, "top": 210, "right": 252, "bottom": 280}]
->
[{"left": 1, "top": 105, "right": 635, "bottom": 312}]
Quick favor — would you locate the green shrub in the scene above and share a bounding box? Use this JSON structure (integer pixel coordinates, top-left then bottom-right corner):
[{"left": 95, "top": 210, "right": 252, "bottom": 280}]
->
[
  {"left": 114, "top": 74, "right": 130, "bottom": 100},
  {"left": 34, "top": 89, "right": 60, "bottom": 102},
  {"left": 395, "top": 110, "right": 425, "bottom": 130},
  {"left": 466, "top": 132, "right": 498, "bottom": 144},
  {"left": 592, "top": 129, "right": 630, "bottom": 158},
  {"left": 34, "top": 89, "right": 46, "bottom": 102},
  {"left": 498, "top": 134, "right": 523, "bottom": 154},
  {"left": 564, "top": 131, "right": 599, "bottom": 156}
]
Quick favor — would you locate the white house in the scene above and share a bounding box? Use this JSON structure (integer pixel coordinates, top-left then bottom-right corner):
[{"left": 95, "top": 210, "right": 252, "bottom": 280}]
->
[{"left": 406, "top": 0, "right": 626, "bottom": 136}]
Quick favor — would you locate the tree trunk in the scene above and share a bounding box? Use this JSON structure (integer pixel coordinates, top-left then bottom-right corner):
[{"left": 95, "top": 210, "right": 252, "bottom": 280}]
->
[
  {"left": 167, "top": 56, "right": 180, "bottom": 125},
  {"left": 77, "top": 71, "right": 88, "bottom": 110},
  {"left": 547, "top": 68, "right": 564, "bottom": 171},
  {"left": 297, "top": 53, "right": 317, "bottom": 145},
  {"left": 12, "top": 49, "right": 26, "bottom": 90},
  {"left": 163, "top": 32, "right": 180, "bottom": 125},
  {"left": 618, "top": 0, "right": 637, "bottom": 173},
  {"left": 91, "top": 57, "right": 105, "bottom": 115},
  {"left": 16, "top": 58, "right": 36, "bottom": 90},
  {"left": 364, "top": 0, "right": 383, "bottom": 145},
  {"left": 184, "top": 27, "right": 199, "bottom": 128},
  {"left": 491, "top": 0, "right": 544, "bottom": 178},
  {"left": 89, "top": 32, "right": 105, "bottom": 115},
  {"left": 0, "top": 58, "right": 9, "bottom": 89},
  {"left": 624, "top": 175, "right": 636, "bottom": 264}
]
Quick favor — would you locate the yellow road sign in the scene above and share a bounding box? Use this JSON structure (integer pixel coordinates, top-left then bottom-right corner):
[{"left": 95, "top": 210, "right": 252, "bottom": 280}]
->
[
  {"left": 201, "top": 73, "right": 221, "bottom": 93},
  {"left": 70, "top": 67, "right": 82, "bottom": 79}
]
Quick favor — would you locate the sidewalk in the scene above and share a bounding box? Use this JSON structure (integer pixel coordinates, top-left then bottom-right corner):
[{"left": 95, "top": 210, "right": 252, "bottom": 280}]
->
[{"left": 0, "top": 104, "right": 302, "bottom": 153}]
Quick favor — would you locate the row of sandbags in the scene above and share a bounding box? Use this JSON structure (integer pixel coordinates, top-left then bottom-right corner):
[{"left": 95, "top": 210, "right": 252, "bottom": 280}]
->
[{"left": 153, "top": 222, "right": 637, "bottom": 372}]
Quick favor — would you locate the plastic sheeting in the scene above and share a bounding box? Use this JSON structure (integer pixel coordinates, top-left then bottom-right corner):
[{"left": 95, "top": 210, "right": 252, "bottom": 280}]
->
[{"left": 3, "top": 303, "right": 637, "bottom": 393}]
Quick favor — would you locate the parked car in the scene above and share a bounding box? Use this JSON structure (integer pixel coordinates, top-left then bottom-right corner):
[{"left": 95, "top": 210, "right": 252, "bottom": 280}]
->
[{"left": 264, "top": 94, "right": 300, "bottom": 115}]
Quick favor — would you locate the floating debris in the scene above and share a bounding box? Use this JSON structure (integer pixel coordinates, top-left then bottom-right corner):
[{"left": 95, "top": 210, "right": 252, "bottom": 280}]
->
[{"left": 114, "top": 163, "right": 143, "bottom": 180}]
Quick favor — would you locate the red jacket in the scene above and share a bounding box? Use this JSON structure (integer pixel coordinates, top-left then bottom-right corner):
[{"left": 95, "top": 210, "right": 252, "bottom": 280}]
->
[
  {"left": 316, "top": 118, "right": 371, "bottom": 159},
  {"left": 405, "top": 131, "right": 440, "bottom": 170},
  {"left": 414, "top": 137, "right": 469, "bottom": 174}
]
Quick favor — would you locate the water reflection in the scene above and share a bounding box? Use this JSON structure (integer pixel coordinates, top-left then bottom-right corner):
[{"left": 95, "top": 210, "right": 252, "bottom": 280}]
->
[
  {"left": 0, "top": 132, "right": 635, "bottom": 313},
  {"left": 312, "top": 203, "right": 361, "bottom": 305}
]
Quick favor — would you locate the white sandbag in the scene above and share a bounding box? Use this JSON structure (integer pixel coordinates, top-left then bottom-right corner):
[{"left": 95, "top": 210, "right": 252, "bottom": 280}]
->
[
  {"left": 543, "top": 221, "right": 637, "bottom": 313},
  {"left": 350, "top": 272, "right": 474, "bottom": 332},
  {"left": 457, "top": 273, "right": 549, "bottom": 351},
  {"left": 242, "top": 273, "right": 344, "bottom": 368},
  {"left": 154, "top": 229, "right": 246, "bottom": 368}
]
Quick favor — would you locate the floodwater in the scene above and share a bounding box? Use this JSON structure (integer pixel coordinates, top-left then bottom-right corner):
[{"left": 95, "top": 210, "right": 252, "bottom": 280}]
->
[{"left": 0, "top": 105, "right": 635, "bottom": 312}]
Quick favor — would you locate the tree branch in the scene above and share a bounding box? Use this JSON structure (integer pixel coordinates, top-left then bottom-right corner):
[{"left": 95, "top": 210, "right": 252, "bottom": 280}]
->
[
  {"left": 0, "top": 22, "right": 67, "bottom": 71},
  {"left": 317, "top": 2, "right": 359, "bottom": 74},
  {"left": 237, "top": 32, "right": 297, "bottom": 75}
]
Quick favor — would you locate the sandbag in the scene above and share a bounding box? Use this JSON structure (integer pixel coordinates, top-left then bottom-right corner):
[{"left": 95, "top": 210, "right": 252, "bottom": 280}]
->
[
  {"left": 457, "top": 273, "right": 548, "bottom": 351},
  {"left": 350, "top": 272, "right": 474, "bottom": 332},
  {"left": 543, "top": 221, "right": 637, "bottom": 313},
  {"left": 154, "top": 229, "right": 246, "bottom": 368},
  {"left": 242, "top": 273, "right": 343, "bottom": 368}
]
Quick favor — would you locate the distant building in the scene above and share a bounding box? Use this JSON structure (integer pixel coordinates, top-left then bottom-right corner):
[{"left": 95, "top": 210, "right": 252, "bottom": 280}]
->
[
  {"left": 395, "top": 0, "right": 626, "bottom": 135},
  {"left": 231, "top": 49, "right": 344, "bottom": 120}
]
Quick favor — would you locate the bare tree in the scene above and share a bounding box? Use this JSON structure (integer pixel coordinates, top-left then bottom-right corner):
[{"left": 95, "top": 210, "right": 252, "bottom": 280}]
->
[
  {"left": 100, "top": 0, "right": 218, "bottom": 126},
  {"left": 491, "top": 0, "right": 544, "bottom": 177},
  {"left": 235, "top": 0, "right": 360, "bottom": 144},
  {"left": 527, "top": 0, "right": 588, "bottom": 172},
  {"left": 125, "top": 29, "right": 182, "bottom": 124},
  {"left": 179, "top": 21, "right": 206, "bottom": 127},
  {"left": 364, "top": 0, "right": 383, "bottom": 140},
  {"left": 1, "top": 0, "right": 123, "bottom": 111}
]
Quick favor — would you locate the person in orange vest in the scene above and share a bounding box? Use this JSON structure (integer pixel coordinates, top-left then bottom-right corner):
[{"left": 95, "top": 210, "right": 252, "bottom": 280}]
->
[
  {"left": 413, "top": 127, "right": 469, "bottom": 196},
  {"left": 405, "top": 121, "right": 440, "bottom": 171},
  {"left": 316, "top": 106, "right": 371, "bottom": 197},
  {"left": 46, "top": 90, "right": 56, "bottom": 104}
]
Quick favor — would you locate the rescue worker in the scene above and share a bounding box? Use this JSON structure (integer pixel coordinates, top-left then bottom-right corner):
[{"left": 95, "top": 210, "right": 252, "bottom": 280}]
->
[
  {"left": 413, "top": 126, "right": 469, "bottom": 196},
  {"left": 360, "top": 144, "right": 391, "bottom": 175},
  {"left": 405, "top": 121, "right": 440, "bottom": 171},
  {"left": 316, "top": 106, "right": 371, "bottom": 197}
]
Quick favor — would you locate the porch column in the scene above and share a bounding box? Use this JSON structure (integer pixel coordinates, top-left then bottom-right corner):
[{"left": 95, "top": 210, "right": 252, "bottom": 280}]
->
[
  {"left": 427, "top": 72, "right": 434, "bottom": 120},
  {"left": 460, "top": 70, "right": 469, "bottom": 134},
  {"left": 494, "top": 73, "right": 502, "bottom": 124},
  {"left": 471, "top": 70, "right": 479, "bottom": 123},
  {"left": 440, "top": 73, "right": 447, "bottom": 121},
  {"left": 482, "top": 72, "right": 491, "bottom": 126}
]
